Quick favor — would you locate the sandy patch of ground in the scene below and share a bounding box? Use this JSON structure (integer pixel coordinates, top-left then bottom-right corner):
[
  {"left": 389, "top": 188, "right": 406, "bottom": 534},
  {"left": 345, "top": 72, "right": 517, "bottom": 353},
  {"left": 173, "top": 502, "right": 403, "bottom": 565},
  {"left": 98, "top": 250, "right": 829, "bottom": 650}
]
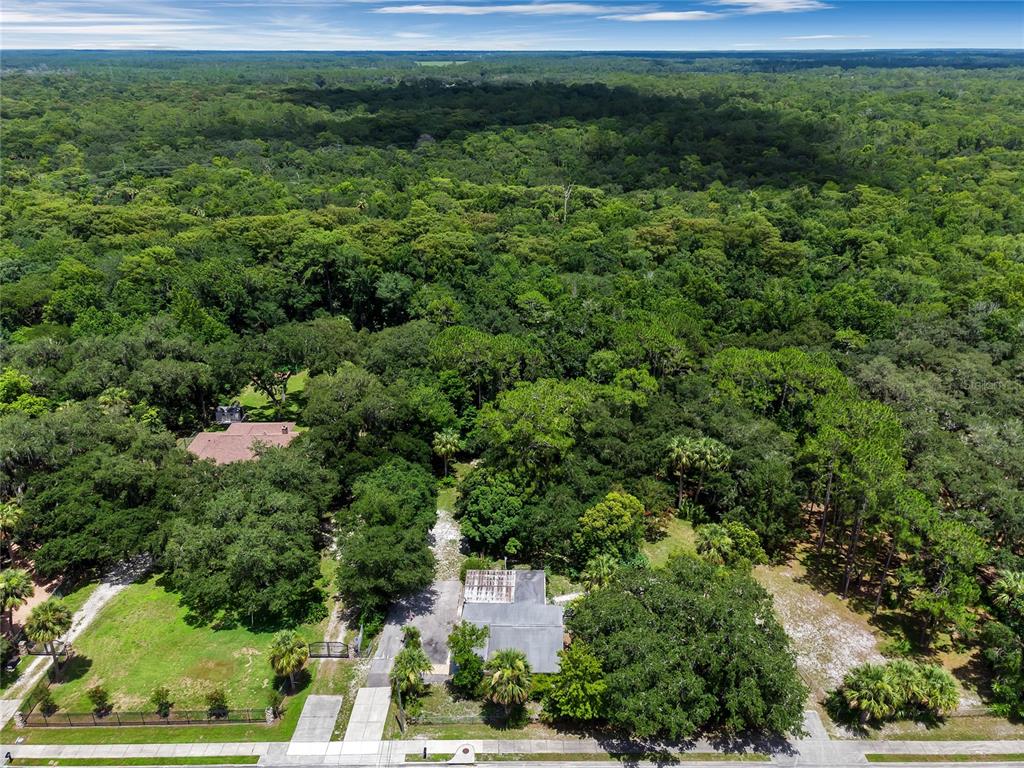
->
[{"left": 754, "top": 561, "right": 885, "bottom": 700}]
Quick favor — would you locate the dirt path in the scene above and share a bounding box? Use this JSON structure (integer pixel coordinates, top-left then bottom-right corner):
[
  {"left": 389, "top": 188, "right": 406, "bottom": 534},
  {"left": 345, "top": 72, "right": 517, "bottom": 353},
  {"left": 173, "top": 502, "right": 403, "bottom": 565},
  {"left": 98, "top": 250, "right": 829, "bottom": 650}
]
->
[{"left": 430, "top": 498, "right": 465, "bottom": 582}]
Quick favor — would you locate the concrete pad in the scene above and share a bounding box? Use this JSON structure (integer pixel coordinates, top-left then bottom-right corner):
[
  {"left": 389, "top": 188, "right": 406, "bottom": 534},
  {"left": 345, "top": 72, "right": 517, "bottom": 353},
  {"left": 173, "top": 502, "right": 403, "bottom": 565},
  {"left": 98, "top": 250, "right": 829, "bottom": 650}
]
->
[
  {"left": 340, "top": 739, "right": 381, "bottom": 755},
  {"left": 802, "top": 709, "right": 829, "bottom": 741},
  {"left": 286, "top": 740, "right": 330, "bottom": 756},
  {"left": 342, "top": 686, "right": 391, "bottom": 744},
  {"left": 291, "top": 694, "right": 344, "bottom": 743}
]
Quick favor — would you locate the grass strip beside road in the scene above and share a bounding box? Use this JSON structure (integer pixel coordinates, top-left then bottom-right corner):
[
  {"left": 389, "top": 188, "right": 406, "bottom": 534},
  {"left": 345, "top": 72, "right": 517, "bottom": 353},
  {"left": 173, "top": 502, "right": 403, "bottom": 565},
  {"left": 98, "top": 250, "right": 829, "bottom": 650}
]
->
[
  {"left": 9, "top": 758, "right": 259, "bottom": 766},
  {"left": 865, "top": 756, "right": 1024, "bottom": 763}
]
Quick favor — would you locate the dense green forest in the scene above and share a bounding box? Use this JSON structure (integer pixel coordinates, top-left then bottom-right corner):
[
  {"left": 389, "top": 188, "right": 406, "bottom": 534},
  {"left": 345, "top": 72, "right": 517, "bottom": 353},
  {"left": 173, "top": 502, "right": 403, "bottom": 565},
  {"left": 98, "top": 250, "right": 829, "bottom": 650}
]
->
[{"left": 2, "top": 51, "right": 1023, "bottom": 729}]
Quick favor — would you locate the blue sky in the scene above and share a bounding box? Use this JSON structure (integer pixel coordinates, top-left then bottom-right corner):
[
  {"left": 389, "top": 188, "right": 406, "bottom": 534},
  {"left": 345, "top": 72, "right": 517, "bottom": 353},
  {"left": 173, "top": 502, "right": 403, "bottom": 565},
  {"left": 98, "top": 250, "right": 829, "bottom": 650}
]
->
[{"left": 2, "top": 0, "right": 1021, "bottom": 51}]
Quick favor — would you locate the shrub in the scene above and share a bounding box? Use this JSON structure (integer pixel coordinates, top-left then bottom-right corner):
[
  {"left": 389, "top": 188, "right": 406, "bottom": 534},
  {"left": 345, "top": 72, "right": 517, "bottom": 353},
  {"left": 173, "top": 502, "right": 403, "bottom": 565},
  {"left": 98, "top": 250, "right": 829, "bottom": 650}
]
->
[
  {"left": 357, "top": 609, "right": 385, "bottom": 640},
  {"left": 87, "top": 685, "right": 111, "bottom": 716},
  {"left": 402, "top": 625, "right": 422, "bottom": 648},
  {"left": 151, "top": 686, "right": 172, "bottom": 718},
  {"left": 267, "top": 689, "right": 285, "bottom": 718},
  {"left": 448, "top": 621, "right": 489, "bottom": 697},
  {"left": 38, "top": 688, "right": 57, "bottom": 716},
  {"left": 205, "top": 687, "right": 229, "bottom": 719},
  {"left": 831, "top": 661, "right": 960, "bottom": 728}
]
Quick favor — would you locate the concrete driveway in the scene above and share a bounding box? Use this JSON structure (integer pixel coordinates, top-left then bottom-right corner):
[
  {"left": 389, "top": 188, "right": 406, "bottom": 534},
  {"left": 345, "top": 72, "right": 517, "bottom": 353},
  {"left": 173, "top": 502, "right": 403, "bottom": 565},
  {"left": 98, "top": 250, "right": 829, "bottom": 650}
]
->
[{"left": 368, "top": 579, "right": 462, "bottom": 686}]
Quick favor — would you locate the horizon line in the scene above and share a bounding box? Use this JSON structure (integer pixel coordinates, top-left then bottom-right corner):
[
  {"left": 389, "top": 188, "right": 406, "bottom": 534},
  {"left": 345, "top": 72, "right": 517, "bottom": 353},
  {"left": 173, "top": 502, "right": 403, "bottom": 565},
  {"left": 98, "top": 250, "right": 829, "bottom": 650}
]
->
[{"left": 5, "top": 47, "right": 1022, "bottom": 53}]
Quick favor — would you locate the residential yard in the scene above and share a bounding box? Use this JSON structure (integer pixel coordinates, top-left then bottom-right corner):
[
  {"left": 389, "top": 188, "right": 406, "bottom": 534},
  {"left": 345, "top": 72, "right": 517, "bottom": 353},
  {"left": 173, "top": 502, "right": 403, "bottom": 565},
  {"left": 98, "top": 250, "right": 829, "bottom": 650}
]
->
[
  {"left": 309, "top": 657, "right": 364, "bottom": 739},
  {"left": 871, "top": 716, "right": 1024, "bottom": 742},
  {"left": 60, "top": 581, "right": 102, "bottom": 617},
  {"left": 236, "top": 370, "right": 309, "bottom": 422},
  {"left": 1, "top": 685, "right": 311, "bottom": 744},
  {"left": 384, "top": 684, "right": 561, "bottom": 741},
  {"left": 753, "top": 559, "right": 884, "bottom": 703},
  {"left": 643, "top": 517, "right": 696, "bottom": 569},
  {"left": 45, "top": 576, "right": 325, "bottom": 714},
  {"left": 3, "top": 581, "right": 102, "bottom": 698},
  {"left": 12, "top": 758, "right": 260, "bottom": 766}
]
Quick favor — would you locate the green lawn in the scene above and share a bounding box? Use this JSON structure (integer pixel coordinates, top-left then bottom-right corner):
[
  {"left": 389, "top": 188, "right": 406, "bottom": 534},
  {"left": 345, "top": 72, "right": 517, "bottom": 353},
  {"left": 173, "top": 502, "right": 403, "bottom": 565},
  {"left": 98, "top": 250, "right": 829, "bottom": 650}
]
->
[
  {"left": 406, "top": 752, "right": 769, "bottom": 763},
  {"left": 2, "top": 682, "right": 312, "bottom": 744},
  {"left": 644, "top": 517, "right": 696, "bottom": 569},
  {"left": 866, "top": 755, "right": 1024, "bottom": 763},
  {"left": 61, "top": 581, "right": 101, "bottom": 616},
  {"left": 236, "top": 370, "right": 309, "bottom": 421},
  {"left": 384, "top": 686, "right": 559, "bottom": 741},
  {"left": 12, "top": 757, "right": 260, "bottom": 766},
  {"left": 46, "top": 577, "right": 324, "bottom": 714}
]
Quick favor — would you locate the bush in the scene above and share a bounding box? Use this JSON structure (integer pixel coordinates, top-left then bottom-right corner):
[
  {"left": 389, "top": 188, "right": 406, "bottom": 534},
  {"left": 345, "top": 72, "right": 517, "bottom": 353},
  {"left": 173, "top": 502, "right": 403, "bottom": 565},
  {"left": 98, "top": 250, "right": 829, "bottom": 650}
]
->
[
  {"left": 448, "top": 620, "right": 489, "bottom": 697},
  {"left": 451, "top": 651, "right": 485, "bottom": 697},
  {"left": 38, "top": 688, "right": 57, "bottom": 716},
  {"left": 831, "top": 661, "right": 960, "bottom": 727},
  {"left": 402, "top": 625, "right": 422, "bottom": 648},
  {"left": 151, "top": 686, "right": 172, "bottom": 718},
  {"left": 205, "top": 687, "right": 229, "bottom": 719},
  {"left": 529, "top": 673, "right": 554, "bottom": 703},
  {"left": 357, "top": 609, "right": 386, "bottom": 641},
  {"left": 267, "top": 689, "right": 285, "bottom": 718},
  {"left": 87, "top": 685, "right": 111, "bottom": 716}
]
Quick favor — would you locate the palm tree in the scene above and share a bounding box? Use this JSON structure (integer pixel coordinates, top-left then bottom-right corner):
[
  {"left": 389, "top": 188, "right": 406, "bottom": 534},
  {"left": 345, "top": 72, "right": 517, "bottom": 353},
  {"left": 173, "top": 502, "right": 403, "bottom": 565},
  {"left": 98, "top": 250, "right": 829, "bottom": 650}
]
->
[
  {"left": 666, "top": 436, "right": 696, "bottom": 511},
  {"left": 25, "top": 599, "right": 72, "bottom": 676},
  {"left": 692, "top": 437, "right": 730, "bottom": 501},
  {"left": 696, "top": 524, "right": 734, "bottom": 566},
  {"left": 0, "top": 502, "right": 22, "bottom": 567},
  {"left": 883, "top": 659, "right": 924, "bottom": 715},
  {"left": 582, "top": 553, "right": 619, "bottom": 592},
  {"left": 432, "top": 429, "right": 461, "bottom": 477},
  {"left": 390, "top": 645, "right": 431, "bottom": 697},
  {"left": 0, "top": 568, "right": 33, "bottom": 635},
  {"left": 842, "top": 663, "right": 897, "bottom": 727},
  {"left": 992, "top": 570, "right": 1024, "bottom": 619},
  {"left": 917, "top": 664, "right": 960, "bottom": 716},
  {"left": 484, "top": 648, "right": 531, "bottom": 718},
  {"left": 268, "top": 630, "right": 309, "bottom": 692}
]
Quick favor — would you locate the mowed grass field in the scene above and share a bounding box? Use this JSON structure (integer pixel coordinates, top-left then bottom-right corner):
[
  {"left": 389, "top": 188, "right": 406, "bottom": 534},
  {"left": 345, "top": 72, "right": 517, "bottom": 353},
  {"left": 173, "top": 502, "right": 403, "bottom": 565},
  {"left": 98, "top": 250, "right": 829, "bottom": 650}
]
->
[
  {"left": 49, "top": 577, "right": 324, "bottom": 713},
  {"left": 643, "top": 517, "right": 697, "bottom": 569},
  {"left": 236, "top": 370, "right": 309, "bottom": 422}
]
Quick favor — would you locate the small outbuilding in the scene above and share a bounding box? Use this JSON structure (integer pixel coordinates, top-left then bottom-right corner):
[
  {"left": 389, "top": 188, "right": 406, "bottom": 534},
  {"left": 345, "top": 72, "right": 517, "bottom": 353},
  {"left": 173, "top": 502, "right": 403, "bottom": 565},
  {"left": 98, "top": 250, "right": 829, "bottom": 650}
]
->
[
  {"left": 188, "top": 421, "right": 297, "bottom": 465},
  {"left": 460, "top": 570, "right": 565, "bottom": 674}
]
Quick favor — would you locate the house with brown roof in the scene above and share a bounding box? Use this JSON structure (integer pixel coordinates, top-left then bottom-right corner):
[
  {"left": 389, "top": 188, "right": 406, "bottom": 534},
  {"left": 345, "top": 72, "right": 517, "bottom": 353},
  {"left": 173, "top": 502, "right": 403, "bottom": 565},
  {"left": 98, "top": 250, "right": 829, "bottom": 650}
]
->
[{"left": 188, "top": 421, "right": 298, "bottom": 464}]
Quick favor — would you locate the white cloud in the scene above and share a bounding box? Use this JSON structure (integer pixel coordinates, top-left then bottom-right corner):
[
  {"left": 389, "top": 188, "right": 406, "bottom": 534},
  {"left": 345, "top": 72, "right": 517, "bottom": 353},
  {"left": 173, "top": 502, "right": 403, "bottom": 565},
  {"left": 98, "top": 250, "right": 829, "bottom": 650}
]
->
[
  {"left": 600, "top": 10, "right": 719, "bottom": 21},
  {"left": 393, "top": 30, "right": 433, "bottom": 37},
  {"left": 373, "top": 2, "right": 632, "bottom": 14},
  {"left": 713, "top": 0, "right": 829, "bottom": 13}
]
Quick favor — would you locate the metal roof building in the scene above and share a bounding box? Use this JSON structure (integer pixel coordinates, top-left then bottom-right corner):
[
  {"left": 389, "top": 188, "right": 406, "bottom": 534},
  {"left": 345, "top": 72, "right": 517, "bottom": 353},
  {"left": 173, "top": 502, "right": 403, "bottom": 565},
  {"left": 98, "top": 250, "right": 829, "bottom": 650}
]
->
[{"left": 460, "top": 570, "right": 565, "bottom": 673}]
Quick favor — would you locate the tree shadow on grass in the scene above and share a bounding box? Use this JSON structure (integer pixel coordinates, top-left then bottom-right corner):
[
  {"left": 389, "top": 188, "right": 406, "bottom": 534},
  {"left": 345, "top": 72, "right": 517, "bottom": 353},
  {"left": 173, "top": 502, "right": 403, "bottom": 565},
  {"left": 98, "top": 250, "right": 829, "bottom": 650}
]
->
[
  {"left": 949, "top": 653, "right": 996, "bottom": 705},
  {"left": 53, "top": 654, "right": 92, "bottom": 685},
  {"left": 274, "top": 667, "right": 313, "bottom": 698}
]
